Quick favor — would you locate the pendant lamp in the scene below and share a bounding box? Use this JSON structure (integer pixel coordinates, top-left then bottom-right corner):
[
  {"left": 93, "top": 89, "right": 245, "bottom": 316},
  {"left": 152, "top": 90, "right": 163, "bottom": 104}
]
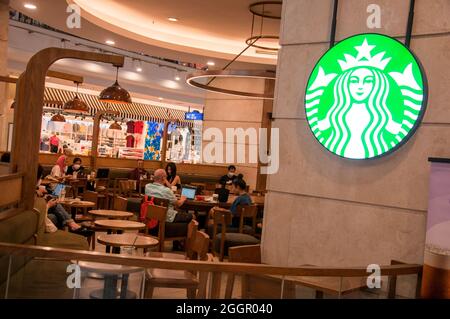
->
[
  {"left": 51, "top": 113, "right": 66, "bottom": 122},
  {"left": 99, "top": 67, "right": 132, "bottom": 104},
  {"left": 63, "top": 82, "right": 89, "bottom": 113},
  {"left": 109, "top": 121, "right": 122, "bottom": 130}
]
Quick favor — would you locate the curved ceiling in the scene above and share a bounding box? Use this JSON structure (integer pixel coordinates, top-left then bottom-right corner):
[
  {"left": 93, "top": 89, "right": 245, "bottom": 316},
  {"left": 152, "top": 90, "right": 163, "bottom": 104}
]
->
[{"left": 70, "top": 0, "right": 280, "bottom": 64}]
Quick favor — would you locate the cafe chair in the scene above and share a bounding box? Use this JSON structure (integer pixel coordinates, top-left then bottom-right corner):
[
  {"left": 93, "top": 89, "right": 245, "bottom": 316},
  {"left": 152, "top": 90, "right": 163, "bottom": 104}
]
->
[
  {"left": 211, "top": 205, "right": 260, "bottom": 261},
  {"left": 138, "top": 178, "right": 153, "bottom": 196},
  {"left": 144, "top": 204, "right": 190, "bottom": 252},
  {"left": 113, "top": 196, "right": 128, "bottom": 212},
  {"left": 224, "top": 245, "right": 296, "bottom": 299},
  {"left": 118, "top": 180, "right": 140, "bottom": 198},
  {"left": 146, "top": 220, "right": 198, "bottom": 259},
  {"left": 68, "top": 178, "right": 87, "bottom": 199},
  {"left": 144, "top": 229, "right": 211, "bottom": 299},
  {"left": 152, "top": 197, "right": 169, "bottom": 207}
]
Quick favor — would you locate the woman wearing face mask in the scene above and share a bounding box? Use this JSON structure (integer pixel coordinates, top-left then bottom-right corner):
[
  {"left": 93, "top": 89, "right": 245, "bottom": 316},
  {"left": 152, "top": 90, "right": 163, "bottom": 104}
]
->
[{"left": 66, "top": 157, "right": 85, "bottom": 177}]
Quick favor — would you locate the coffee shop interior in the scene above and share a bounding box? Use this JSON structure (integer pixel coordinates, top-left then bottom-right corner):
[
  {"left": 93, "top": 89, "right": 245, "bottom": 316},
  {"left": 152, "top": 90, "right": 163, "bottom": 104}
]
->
[{"left": 0, "top": 0, "right": 448, "bottom": 300}]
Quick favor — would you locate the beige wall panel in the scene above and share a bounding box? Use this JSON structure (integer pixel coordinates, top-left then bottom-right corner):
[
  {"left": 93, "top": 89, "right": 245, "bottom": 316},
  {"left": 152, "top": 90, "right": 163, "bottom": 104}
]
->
[
  {"left": 282, "top": 0, "right": 450, "bottom": 46},
  {"left": 267, "top": 119, "right": 450, "bottom": 212},
  {"left": 203, "top": 99, "right": 263, "bottom": 122},
  {"left": 261, "top": 191, "right": 426, "bottom": 297}
]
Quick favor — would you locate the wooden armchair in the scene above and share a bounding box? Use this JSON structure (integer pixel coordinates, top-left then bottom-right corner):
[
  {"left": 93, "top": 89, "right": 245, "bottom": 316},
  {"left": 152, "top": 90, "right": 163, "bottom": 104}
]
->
[
  {"left": 145, "top": 204, "right": 191, "bottom": 252},
  {"left": 68, "top": 178, "right": 87, "bottom": 199},
  {"left": 144, "top": 229, "right": 211, "bottom": 299},
  {"left": 113, "top": 196, "right": 129, "bottom": 212},
  {"left": 211, "top": 205, "right": 260, "bottom": 261},
  {"left": 225, "top": 245, "right": 296, "bottom": 299},
  {"left": 146, "top": 220, "right": 198, "bottom": 260}
]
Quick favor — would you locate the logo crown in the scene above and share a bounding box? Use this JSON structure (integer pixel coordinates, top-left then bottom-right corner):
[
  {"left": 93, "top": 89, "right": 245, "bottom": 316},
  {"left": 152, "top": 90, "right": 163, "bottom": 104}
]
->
[{"left": 338, "top": 38, "right": 391, "bottom": 71}]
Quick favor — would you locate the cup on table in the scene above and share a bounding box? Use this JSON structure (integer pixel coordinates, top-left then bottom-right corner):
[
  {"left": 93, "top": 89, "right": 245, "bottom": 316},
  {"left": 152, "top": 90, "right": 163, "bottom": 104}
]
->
[{"left": 121, "top": 246, "right": 134, "bottom": 256}]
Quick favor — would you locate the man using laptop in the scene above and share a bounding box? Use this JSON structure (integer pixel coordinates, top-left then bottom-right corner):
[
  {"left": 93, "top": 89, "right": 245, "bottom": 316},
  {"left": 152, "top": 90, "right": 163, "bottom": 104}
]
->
[{"left": 145, "top": 169, "right": 192, "bottom": 223}]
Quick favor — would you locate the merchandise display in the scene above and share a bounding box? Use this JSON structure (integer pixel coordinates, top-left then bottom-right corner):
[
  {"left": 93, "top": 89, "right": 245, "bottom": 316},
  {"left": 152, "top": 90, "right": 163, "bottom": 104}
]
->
[{"left": 40, "top": 113, "right": 93, "bottom": 156}]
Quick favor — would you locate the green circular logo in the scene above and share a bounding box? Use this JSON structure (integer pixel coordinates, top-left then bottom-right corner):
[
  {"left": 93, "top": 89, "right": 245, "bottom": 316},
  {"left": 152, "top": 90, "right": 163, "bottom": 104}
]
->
[{"left": 305, "top": 33, "right": 427, "bottom": 159}]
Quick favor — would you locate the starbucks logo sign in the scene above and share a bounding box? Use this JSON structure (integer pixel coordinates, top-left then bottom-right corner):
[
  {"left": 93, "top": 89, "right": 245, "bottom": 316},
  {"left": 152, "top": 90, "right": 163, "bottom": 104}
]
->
[{"left": 305, "top": 33, "right": 427, "bottom": 159}]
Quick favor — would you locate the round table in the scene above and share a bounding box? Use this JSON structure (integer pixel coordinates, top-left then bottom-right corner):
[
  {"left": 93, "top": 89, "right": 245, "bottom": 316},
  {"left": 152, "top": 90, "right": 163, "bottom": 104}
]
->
[
  {"left": 97, "top": 234, "right": 159, "bottom": 253},
  {"left": 94, "top": 220, "right": 146, "bottom": 253},
  {"left": 94, "top": 220, "right": 146, "bottom": 232},
  {"left": 74, "top": 261, "right": 144, "bottom": 299},
  {"left": 89, "top": 210, "right": 133, "bottom": 219},
  {"left": 60, "top": 199, "right": 96, "bottom": 220}
]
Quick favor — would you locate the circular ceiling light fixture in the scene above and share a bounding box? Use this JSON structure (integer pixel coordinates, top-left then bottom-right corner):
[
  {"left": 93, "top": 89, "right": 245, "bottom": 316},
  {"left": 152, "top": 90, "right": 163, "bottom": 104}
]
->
[
  {"left": 99, "top": 66, "right": 132, "bottom": 104},
  {"left": 186, "top": 70, "right": 276, "bottom": 99},
  {"left": 249, "top": 1, "right": 282, "bottom": 19},
  {"left": 245, "top": 1, "right": 282, "bottom": 52},
  {"left": 206, "top": 61, "right": 215, "bottom": 66},
  {"left": 63, "top": 82, "right": 89, "bottom": 114},
  {"left": 185, "top": 1, "right": 280, "bottom": 99},
  {"left": 105, "top": 40, "right": 115, "bottom": 45},
  {"left": 168, "top": 17, "right": 179, "bottom": 22}
]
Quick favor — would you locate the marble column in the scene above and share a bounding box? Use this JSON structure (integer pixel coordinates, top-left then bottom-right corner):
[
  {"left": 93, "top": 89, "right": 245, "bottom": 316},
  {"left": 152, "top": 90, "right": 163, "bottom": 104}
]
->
[{"left": 262, "top": 0, "right": 450, "bottom": 297}]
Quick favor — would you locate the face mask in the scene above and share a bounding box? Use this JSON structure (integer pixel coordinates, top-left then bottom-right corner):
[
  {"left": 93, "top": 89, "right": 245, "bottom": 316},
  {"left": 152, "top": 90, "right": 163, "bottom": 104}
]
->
[
  {"left": 73, "top": 164, "right": 81, "bottom": 170},
  {"left": 228, "top": 172, "right": 235, "bottom": 178}
]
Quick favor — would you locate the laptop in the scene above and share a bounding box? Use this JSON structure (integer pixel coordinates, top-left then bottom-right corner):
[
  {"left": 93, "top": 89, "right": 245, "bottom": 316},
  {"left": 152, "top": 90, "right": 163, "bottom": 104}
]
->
[
  {"left": 181, "top": 186, "right": 197, "bottom": 200},
  {"left": 96, "top": 168, "right": 110, "bottom": 178}
]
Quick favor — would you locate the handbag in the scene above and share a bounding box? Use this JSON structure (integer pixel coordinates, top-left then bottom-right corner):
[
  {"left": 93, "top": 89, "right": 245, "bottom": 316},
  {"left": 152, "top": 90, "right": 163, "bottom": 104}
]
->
[{"left": 140, "top": 195, "right": 158, "bottom": 229}]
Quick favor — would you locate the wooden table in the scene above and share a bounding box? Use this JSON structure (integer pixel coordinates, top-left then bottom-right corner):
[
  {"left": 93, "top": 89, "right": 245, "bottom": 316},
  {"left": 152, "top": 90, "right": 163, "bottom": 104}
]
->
[
  {"left": 180, "top": 195, "right": 265, "bottom": 228},
  {"left": 74, "top": 261, "right": 144, "bottom": 299},
  {"left": 94, "top": 220, "right": 146, "bottom": 232},
  {"left": 60, "top": 199, "right": 96, "bottom": 220},
  {"left": 94, "top": 220, "right": 146, "bottom": 253},
  {"left": 89, "top": 210, "right": 133, "bottom": 219},
  {"left": 97, "top": 234, "right": 159, "bottom": 253}
]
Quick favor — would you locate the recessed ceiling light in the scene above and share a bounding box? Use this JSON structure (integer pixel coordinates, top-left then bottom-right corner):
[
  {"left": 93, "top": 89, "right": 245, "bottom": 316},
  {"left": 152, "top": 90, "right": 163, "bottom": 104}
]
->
[
  {"left": 24, "top": 3, "right": 37, "bottom": 10},
  {"left": 207, "top": 61, "right": 215, "bottom": 66},
  {"left": 136, "top": 67, "right": 142, "bottom": 72},
  {"left": 105, "top": 40, "right": 115, "bottom": 45},
  {"left": 168, "top": 17, "right": 178, "bottom": 22},
  {"left": 158, "top": 97, "right": 163, "bottom": 100},
  {"left": 175, "top": 76, "right": 181, "bottom": 81}
]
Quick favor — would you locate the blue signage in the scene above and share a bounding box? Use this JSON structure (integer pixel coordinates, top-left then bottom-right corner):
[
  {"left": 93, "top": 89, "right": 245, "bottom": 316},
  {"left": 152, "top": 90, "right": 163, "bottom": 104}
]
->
[{"left": 185, "top": 110, "right": 203, "bottom": 121}]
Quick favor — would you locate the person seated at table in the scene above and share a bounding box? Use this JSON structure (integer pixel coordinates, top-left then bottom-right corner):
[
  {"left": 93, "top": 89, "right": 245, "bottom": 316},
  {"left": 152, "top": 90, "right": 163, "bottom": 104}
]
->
[
  {"left": 164, "top": 162, "right": 181, "bottom": 190},
  {"left": 208, "top": 175, "right": 252, "bottom": 228},
  {"left": 129, "top": 159, "right": 149, "bottom": 181},
  {"left": 47, "top": 155, "right": 70, "bottom": 192},
  {"left": 66, "top": 157, "right": 85, "bottom": 177},
  {"left": 35, "top": 166, "right": 91, "bottom": 235},
  {"left": 219, "top": 165, "right": 236, "bottom": 186},
  {"left": 145, "top": 169, "right": 191, "bottom": 223},
  {"left": 229, "top": 175, "right": 252, "bottom": 227}
]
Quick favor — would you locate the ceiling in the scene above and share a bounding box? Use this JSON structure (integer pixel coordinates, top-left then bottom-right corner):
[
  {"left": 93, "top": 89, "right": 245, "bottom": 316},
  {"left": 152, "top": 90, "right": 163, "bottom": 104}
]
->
[{"left": 10, "top": 0, "right": 282, "bottom": 68}]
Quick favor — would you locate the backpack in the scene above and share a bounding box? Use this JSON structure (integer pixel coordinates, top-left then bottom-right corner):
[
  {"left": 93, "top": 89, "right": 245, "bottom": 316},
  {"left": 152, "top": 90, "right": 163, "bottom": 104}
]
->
[{"left": 139, "top": 196, "right": 159, "bottom": 229}]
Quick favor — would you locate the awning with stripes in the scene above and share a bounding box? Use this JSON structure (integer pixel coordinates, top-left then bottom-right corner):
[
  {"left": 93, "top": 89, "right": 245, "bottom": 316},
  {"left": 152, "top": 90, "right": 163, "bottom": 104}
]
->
[{"left": 43, "top": 87, "right": 194, "bottom": 126}]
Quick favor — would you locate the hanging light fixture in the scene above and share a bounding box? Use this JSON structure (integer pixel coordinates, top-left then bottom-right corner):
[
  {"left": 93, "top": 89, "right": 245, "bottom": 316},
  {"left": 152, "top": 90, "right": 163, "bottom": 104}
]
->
[
  {"left": 99, "top": 66, "right": 132, "bottom": 104},
  {"left": 63, "top": 82, "right": 89, "bottom": 113},
  {"left": 186, "top": 1, "right": 280, "bottom": 99},
  {"left": 51, "top": 113, "right": 66, "bottom": 122},
  {"left": 109, "top": 120, "right": 122, "bottom": 130}
]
